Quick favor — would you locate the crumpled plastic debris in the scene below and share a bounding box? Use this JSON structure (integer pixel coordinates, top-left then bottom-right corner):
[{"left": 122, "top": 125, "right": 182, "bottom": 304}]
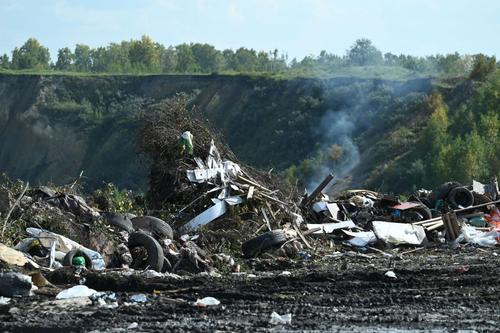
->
[
  {"left": 385, "top": 270, "right": 397, "bottom": 279},
  {"left": 194, "top": 297, "right": 220, "bottom": 307},
  {"left": 89, "top": 292, "right": 117, "bottom": 308},
  {"left": 270, "top": 311, "right": 292, "bottom": 325},
  {"left": 179, "top": 131, "right": 194, "bottom": 155},
  {"left": 0, "top": 296, "right": 11, "bottom": 305},
  {"left": 127, "top": 322, "right": 139, "bottom": 329},
  {"left": 456, "top": 225, "right": 499, "bottom": 247},
  {"left": 129, "top": 294, "right": 147, "bottom": 303},
  {"left": 344, "top": 230, "right": 377, "bottom": 247},
  {"left": 56, "top": 285, "right": 98, "bottom": 299},
  {"left": 350, "top": 195, "right": 374, "bottom": 208},
  {"left": 26, "top": 228, "right": 105, "bottom": 270}
]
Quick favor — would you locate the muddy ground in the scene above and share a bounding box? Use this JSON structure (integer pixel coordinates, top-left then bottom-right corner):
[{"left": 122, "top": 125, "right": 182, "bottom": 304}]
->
[{"left": 1, "top": 246, "right": 499, "bottom": 333}]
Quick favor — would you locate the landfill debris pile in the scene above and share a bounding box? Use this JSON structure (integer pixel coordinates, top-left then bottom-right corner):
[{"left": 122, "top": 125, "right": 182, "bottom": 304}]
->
[
  {"left": 0, "top": 97, "right": 498, "bottom": 329},
  {"left": 1, "top": 138, "right": 498, "bottom": 297}
]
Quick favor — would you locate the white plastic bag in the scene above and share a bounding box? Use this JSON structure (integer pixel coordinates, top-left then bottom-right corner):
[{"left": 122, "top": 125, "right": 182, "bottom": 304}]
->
[
  {"left": 270, "top": 312, "right": 292, "bottom": 325},
  {"left": 194, "top": 297, "right": 220, "bottom": 307},
  {"left": 56, "top": 285, "right": 97, "bottom": 299}
]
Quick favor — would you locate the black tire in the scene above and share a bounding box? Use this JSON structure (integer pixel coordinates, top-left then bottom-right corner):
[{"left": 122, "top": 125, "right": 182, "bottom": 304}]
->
[
  {"left": 420, "top": 197, "right": 432, "bottom": 209},
  {"left": 131, "top": 216, "right": 174, "bottom": 240},
  {"left": 472, "top": 192, "right": 491, "bottom": 205},
  {"left": 242, "top": 230, "right": 287, "bottom": 258},
  {"left": 411, "top": 205, "right": 433, "bottom": 221},
  {"left": 62, "top": 249, "right": 93, "bottom": 269},
  {"left": 102, "top": 212, "right": 134, "bottom": 233},
  {"left": 128, "top": 231, "right": 164, "bottom": 272},
  {"left": 428, "top": 182, "right": 462, "bottom": 208},
  {"left": 447, "top": 187, "right": 474, "bottom": 209}
]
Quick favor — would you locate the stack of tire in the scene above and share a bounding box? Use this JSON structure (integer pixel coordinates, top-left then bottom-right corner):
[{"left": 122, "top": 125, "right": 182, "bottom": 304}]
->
[
  {"left": 63, "top": 213, "right": 174, "bottom": 272},
  {"left": 427, "top": 182, "right": 475, "bottom": 210},
  {"left": 128, "top": 216, "right": 173, "bottom": 272}
]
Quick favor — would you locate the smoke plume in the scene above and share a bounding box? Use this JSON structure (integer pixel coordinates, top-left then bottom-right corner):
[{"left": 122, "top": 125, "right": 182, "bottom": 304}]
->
[{"left": 307, "top": 110, "right": 360, "bottom": 192}]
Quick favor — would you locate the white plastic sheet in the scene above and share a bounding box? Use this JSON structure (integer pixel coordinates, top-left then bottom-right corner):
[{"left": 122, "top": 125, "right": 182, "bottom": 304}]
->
[
  {"left": 270, "top": 312, "right": 292, "bottom": 325},
  {"left": 343, "top": 230, "right": 377, "bottom": 247},
  {"left": 372, "top": 221, "right": 426, "bottom": 246},
  {"left": 307, "top": 220, "right": 356, "bottom": 234},
  {"left": 180, "top": 200, "right": 227, "bottom": 232}
]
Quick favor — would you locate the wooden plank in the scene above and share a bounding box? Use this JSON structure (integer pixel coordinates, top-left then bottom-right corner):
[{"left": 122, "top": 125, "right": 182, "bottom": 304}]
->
[
  {"left": 293, "top": 223, "right": 312, "bottom": 249},
  {"left": 246, "top": 186, "right": 255, "bottom": 199},
  {"left": 426, "top": 221, "right": 444, "bottom": 231},
  {"left": 302, "top": 174, "right": 334, "bottom": 206},
  {"left": 261, "top": 208, "right": 272, "bottom": 231},
  {"left": 443, "top": 213, "right": 457, "bottom": 241},
  {"left": 237, "top": 175, "right": 273, "bottom": 193},
  {"left": 265, "top": 201, "right": 276, "bottom": 220},
  {"left": 412, "top": 217, "right": 442, "bottom": 225},
  {"left": 257, "top": 192, "right": 289, "bottom": 206},
  {"left": 450, "top": 212, "right": 461, "bottom": 238},
  {"left": 454, "top": 199, "right": 500, "bottom": 213},
  {"left": 303, "top": 227, "right": 321, "bottom": 235}
]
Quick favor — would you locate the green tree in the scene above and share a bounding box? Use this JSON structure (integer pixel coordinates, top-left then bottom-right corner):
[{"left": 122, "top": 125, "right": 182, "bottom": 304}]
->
[
  {"left": 436, "top": 53, "right": 470, "bottom": 75},
  {"left": 451, "top": 130, "right": 487, "bottom": 182},
  {"left": 0, "top": 54, "right": 9, "bottom": 69},
  {"left": 222, "top": 49, "right": 235, "bottom": 70},
  {"left": 191, "top": 43, "right": 222, "bottom": 73},
  {"left": 11, "top": 38, "right": 50, "bottom": 69},
  {"left": 469, "top": 54, "right": 497, "bottom": 81},
  {"left": 450, "top": 105, "right": 475, "bottom": 136},
  {"left": 74, "top": 44, "right": 92, "bottom": 71},
  {"left": 175, "top": 44, "right": 197, "bottom": 72},
  {"left": 347, "top": 39, "right": 383, "bottom": 66},
  {"left": 159, "top": 46, "right": 177, "bottom": 72},
  {"left": 257, "top": 51, "right": 271, "bottom": 71},
  {"left": 384, "top": 52, "right": 398, "bottom": 66},
  {"left": 420, "top": 93, "right": 451, "bottom": 185},
  {"left": 55, "top": 47, "right": 74, "bottom": 70},
  {"left": 233, "top": 47, "right": 258, "bottom": 71},
  {"left": 479, "top": 111, "right": 500, "bottom": 175},
  {"left": 90, "top": 46, "right": 108, "bottom": 72},
  {"left": 128, "top": 35, "right": 161, "bottom": 72},
  {"left": 105, "top": 42, "right": 132, "bottom": 73}
]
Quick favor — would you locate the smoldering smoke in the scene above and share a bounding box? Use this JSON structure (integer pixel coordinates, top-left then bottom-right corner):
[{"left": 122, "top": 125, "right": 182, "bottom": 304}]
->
[{"left": 307, "top": 110, "right": 360, "bottom": 192}]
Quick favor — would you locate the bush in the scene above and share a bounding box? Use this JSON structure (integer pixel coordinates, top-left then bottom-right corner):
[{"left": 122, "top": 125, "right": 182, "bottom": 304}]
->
[{"left": 469, "top": 54, "right": 496, "bottom": 81}]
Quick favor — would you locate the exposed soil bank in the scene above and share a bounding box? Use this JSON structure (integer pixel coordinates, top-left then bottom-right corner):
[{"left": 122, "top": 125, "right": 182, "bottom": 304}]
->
[{"left": 0, "top": 74, "right": 432, "bottom": 191}]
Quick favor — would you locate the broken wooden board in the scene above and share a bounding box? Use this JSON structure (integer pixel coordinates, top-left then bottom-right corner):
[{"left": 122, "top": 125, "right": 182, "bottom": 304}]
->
[
  {"left": 247, "top": 186, "right": 255, "bottom": 199},
  {"left": 0, "top": 243, "right": 28, "bottom": 267}
]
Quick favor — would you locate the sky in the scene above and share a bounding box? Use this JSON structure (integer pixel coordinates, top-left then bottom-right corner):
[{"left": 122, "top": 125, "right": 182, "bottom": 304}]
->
[{"left": 0, "top": 0, "right": 499, "bottom": 61}]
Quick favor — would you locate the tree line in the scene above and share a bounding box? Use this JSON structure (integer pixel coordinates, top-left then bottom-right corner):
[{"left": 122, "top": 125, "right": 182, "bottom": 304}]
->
[{"left": 0, "top": 36, "right": 497, "bottom": 77}]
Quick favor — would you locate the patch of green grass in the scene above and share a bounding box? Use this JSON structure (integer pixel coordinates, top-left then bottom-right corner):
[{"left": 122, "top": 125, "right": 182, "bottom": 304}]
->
[{"left": 1, "top": 65, "right": 440, "bottom": 81}]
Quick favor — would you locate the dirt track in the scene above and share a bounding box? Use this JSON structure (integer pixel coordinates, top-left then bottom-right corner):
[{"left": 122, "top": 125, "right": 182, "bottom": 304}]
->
[{"left": 1, "top": 246, "right": 499, "bottom": 332}]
